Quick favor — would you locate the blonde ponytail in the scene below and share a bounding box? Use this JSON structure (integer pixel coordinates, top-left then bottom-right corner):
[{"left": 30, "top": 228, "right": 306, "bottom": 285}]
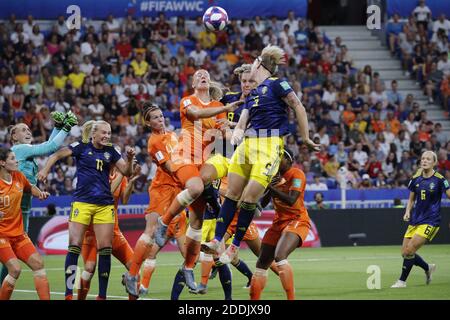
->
[
  {"left": 259, "top": 45, "right": 286, "bottom": 74},
  {"left": 81, "top": 120, "right": 110, "bottom": 143},
  {"left": 209, "top": 80, "right": 225, "bottom": 101},
  {"left": 233, "top": 64, "right": 252, "bottom": 80}
]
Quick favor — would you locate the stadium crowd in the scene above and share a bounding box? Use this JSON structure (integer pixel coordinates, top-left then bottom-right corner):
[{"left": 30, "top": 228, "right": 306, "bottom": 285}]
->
[{"left": 0, "top": 9, "right": 449, "bottom": 197}]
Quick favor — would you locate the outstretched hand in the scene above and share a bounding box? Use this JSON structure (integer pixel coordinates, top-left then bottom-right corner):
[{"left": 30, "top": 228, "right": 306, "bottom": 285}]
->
[{"left": 304, "top": 138, "right": 321, "bottom": 152}]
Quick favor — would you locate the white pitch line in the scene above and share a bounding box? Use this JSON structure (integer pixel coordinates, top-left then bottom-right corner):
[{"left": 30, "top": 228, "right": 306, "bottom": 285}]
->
[
  {"left": 20, "top": 254, "right": 450, "bottom": 272},
  {"left": 14, "top": 289, "right": 157, "bottom": 300}
]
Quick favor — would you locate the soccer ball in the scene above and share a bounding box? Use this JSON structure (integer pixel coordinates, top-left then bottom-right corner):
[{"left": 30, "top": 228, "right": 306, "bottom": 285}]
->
[{"left": 202, "top": 6, "right": 229, "bottom": 32}]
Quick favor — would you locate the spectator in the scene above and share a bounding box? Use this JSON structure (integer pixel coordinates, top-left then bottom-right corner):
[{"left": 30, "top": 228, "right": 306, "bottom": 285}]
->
[
  {"left": 413, "top": 0, "right": 432, "bottom": 30},
  {"left": 189, "top": 42, "right": 208, "bottom": 67},
  {"left": 306, "top": 175, "right": 328, "bottom": 191},
  {"left": 310, "top": 192, "right": 330, "bottom": 210}
]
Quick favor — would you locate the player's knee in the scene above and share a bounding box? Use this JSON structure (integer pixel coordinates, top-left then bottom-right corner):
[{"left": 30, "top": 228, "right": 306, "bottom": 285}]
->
[
  {"left": 274, "top": 252, "right": 288, "bottom": 263},
  {"left": 9, "top": 264, "right": 21, "bottom": 279},
  {"left": 29, "top": 254, "right": 44, "bottom": 270},
  {"left": 402, "top": 246, "right": 416, "bottom": 257},
  {"left": 188, "top": 183, "right": 204, "bottom": 199},
  {"left": 84, "top": 262, "right": 96, "bottom": 274}
]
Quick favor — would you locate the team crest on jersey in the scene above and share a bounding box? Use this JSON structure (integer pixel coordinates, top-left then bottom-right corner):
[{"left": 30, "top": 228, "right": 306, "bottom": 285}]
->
[
  {"left": 429, "top": 182, "right": 435, "bottom": 191},
  {"left": 104, "top": 152, "right": 111, "bottom": 160},
  {"left": 15, "top": 183, "right": 22, "bottom": 192},
  {"left": 88, "top": 151, "right": 93, "bottom": 155},
  {"left": 261, "top": 86, "right": 268, "bottom": 95}
]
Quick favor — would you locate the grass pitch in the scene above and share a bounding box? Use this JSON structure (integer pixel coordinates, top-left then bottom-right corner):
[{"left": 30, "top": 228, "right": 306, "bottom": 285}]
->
[{"left": 11, "top": 244, "right": 450, "bottom": 300}]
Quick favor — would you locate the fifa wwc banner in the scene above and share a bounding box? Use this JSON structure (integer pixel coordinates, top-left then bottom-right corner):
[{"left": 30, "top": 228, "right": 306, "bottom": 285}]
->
[
  {"left": 0, "top": 0, "right": 307, "bottom": 19},
  {"left": 387, "top": 0, "right": 450, "bottom": 18}
]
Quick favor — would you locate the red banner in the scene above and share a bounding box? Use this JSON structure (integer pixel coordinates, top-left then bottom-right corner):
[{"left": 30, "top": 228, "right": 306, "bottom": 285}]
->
[{"left": 37, "top": 211, "right": 321, "bottom": 255}]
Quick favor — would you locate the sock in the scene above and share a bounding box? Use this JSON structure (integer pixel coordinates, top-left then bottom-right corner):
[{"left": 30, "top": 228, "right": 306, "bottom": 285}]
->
[
  {"left": 141, "top": 259, "right": 156, "bottom": 289},
  {"left": 97, "top": 247, "right": 112, "bottom": 299},
  {"left": 414, "top": 254, "right": 429, "bottom": 271},
  {"left": 129, "top": 234, "right": 153, "bottom": 277},
  {"left": 170, "top": 269, "right": 185, "bottom": 300},
  {"left": 232, "top": 259, "right": 253, "bottom": 282},
  {"left": 277, "top": 260, "right": 295, "bottom": 300},
  {"left": 65, "top": 245, "right": 81, "bottom": 298},
  {"left": 214, "top": 197, "right": 238, "bottom": 241},
  {"left": 77, "top": 271, "right": 93, "bottom": 300},
  {"left": 249, "top": 268, "right": 267, "bottom": 300},
  {"left": 162, "top": 189, "right": 193, "bottom": 226},
  {"left": 400, "top": 254, "right": 415, "bottom": 282},
  {"left": 202, "top": 183, "right": 221, "bottom": 217},
  {"left": 0, "top": 265, "right": 8, "bottom": 284},
  {"left": 232, "top": 202, "right": 256, "bottom": 247},
  {"left": 270, "top": 261, "right": 279, "bottom": 276},
  {"left": 0, "top": 275, "right": 16, "bottom": 300},
  {"left": 185, "top": 227, "right": 202, "bottom": 269},
  {"left": 33, "top": 269, "right": 50, "bottom": 300},
  {"left": 218, "top": 264, "right": 232, "bottom": 300},
  {"left": 200, "top": 253, "right": 214, "bottom": 286}
]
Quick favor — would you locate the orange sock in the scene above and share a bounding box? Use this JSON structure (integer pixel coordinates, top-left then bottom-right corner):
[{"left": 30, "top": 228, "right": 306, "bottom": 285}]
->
[
  {"left": 249, "top": 268, "right": 267, "bottom": 300},
  {"left": 184, "top": 227, "right": 202, "bottom": 269},
  {"left": 77, "top": 271, "right": 93, "bottom": 300},
  {"left": 0, "top": 275, "right": 16, "bottom": 300},
  {"left": 277, "top": 260, "right": 295, "bottom": 300},
  {"left": 200, "top": 253, "right": 214, "bottom": 286},
  {"left": 141, "top": 259, "right": 156, "bottom": 289},
  {"left": 129, "top": 234, "right": 153, "bottom": 276},
  {"left": 33, "top": 270, "right": 50, "bottom": 300},
  {"left": 269, "top": 261, "right": 279, "bottom": 276}
]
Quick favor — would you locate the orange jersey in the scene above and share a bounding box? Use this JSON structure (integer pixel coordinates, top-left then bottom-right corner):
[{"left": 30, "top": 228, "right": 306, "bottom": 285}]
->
[
  {"left": 110, "top": 173, "right": 128, "bottom": 231},
  {"left": 0, "top": 171, "right": 32, "bottom": 237},
  {"left": 272, "top": 168, "right": 309, "bottom": 224},
  {"left": 179, "top": 94, "right": 225, "bottom": 163},
  {"left": 147, "top": 131, "right": 184, "bottom": 187}
]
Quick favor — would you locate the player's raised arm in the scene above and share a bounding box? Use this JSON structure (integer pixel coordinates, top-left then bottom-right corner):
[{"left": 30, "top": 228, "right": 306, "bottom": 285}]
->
[
  {"left": 38, "top": 147, "right": 73, "bottom": 182},
  {"left": 115, "top": 147, "right": 135, "bottom": 177},
  {"left": 186, "top": 100, "right": 242, "bottom": 121},
  {"left": 282, "top": 91, "right": 320, "bottom": 152},
  {"left": 230, "top": 108, "right": 249, "bottom": 145}
]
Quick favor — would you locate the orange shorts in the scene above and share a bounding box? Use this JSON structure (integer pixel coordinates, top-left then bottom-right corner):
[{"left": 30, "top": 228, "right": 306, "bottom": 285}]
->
[
  {"left": 167, "top": 211, "right": 188, "bottom": 240},
  {"left": 81, "top": 230, "right": 134, "bottom": 266},
  {"left": 227, "top": 212, "right": 260, "bottom": 242},
  {"left": 174, "top": 164, "right": 200, "bottom": 187},
  {"left": 262, "top": 218, "right": 311, "bottom": 247},
  {"left": 146, "top": 184, "right": 181, "bottom": 216},
  {"left": 0, "top": 233, "right": 37, "bottom": 264}
]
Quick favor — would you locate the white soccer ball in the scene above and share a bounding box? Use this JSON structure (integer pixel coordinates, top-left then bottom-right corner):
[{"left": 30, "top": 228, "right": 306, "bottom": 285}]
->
[{"left": 202, "top": 6, "right": 229, "bottom": 32}]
